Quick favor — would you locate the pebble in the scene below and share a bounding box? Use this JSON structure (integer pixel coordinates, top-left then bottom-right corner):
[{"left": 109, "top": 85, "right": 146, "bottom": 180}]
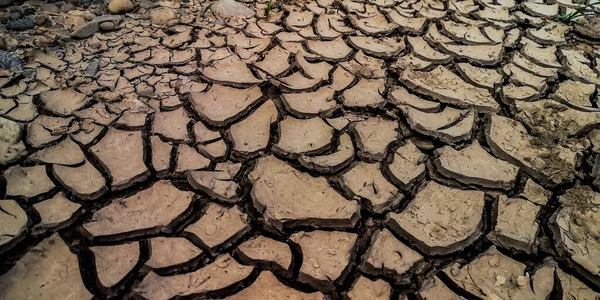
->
[
  {"left": 7, "top": 18, "right": 35, "bottom": 31},
  {"left": 0, "top": 50, "right": 24, "bottom": 70},
  {"left": 84, "top": 60, "right": 99, "bottom": 77},
  {"left": 108, "top": 0, "right": 135, "bottom": 14},
  {"left": 0, "top": 37, "right": 7, "bottom": 51},
  {"left": 10, "top": 12, "right": 22, "bottom": 20},
  {"left": 39, "top": 3, "right": 59, "bottom": 13},
  {"left": 83, "top": 11, "right": 95, "bottom": 21},
  {"left": 35, "top": 15, "right": 46, "bottom": 26},
  {"left": 71, "top": 21, "right": 99, "bottom": 39},
  {"left": 99, "top": 21, "right": 115, "bottom": 31}
]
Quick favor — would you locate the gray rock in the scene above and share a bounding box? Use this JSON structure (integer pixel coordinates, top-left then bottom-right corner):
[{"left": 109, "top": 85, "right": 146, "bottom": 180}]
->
[
  {"left": 210, "top": 0, "right": 255, "bottom": 18},
  {"left": 0, "top": 37, "right": 7, "bottom": 51},
  {"left": 71, "top": 21, "right": 99, "bottom": 39},
  {"left": 93, "top": 14, "right": 123, "bottom": 24},
  {"left": 0, "top": 0, "right": 13, "bottom": 7},
  {"left": 85, "top": 60, "right": 99, "bottom": 77},
  {"left": 7, "top": 19, "right": 35, "bottom": 31},
  {"left": 10, "top": 12, "right": 22, "bottom": 20},
  {"left": 0, "top": 50, "right": 24, "bottom": 70},
  {"left": 99, "top": 22, "right": 115, "bottom": 31},
  {"left": 39, "top": 3, "right": 60, "bottom": 13}
]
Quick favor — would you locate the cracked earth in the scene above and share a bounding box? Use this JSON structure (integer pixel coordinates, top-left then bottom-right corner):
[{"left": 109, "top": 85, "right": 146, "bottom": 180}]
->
[{"left": 1, "top": 0, "right": 600, "bottom": 298}]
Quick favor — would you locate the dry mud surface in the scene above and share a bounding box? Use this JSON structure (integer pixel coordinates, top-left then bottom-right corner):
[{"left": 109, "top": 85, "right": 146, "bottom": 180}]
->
[{"left": 2, "top": 0, "right": 600, "bottom": 299}]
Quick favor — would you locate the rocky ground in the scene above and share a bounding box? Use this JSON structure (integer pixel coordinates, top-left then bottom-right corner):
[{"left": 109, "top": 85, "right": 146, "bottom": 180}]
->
[{"left": 1, "top": 0, "right": 600, "bottom": 298}]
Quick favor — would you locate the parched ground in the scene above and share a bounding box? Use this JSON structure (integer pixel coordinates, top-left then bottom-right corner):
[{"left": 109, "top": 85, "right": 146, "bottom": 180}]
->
[{"left": 2, "top": 0, "right": 600, "bottom": 298}]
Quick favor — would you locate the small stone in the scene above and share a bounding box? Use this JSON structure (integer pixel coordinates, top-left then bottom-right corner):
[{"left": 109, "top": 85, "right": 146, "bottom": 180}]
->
[
  {"left": 0, "top": 50, "right": 23, "bottom": 71},
  {"left": 71, "top": 21, "right": 99, "bottom": 39},
  {"left": 35, "top": 15, "right": 47, "bottom": 26},
  {"left": 210, "top": 0, "right": 256, "bottom": 18},
  {"left": 108, "top": 0, "right": 135, "bottom": 14},
  {"left": 0, "top": 38, "right": 7, "bottom": 51},
  {"left": 40, "top": 3, "right": 59, "bottom": 13},
  {"left": 83, "top": 11, "right": 95, "bottom": 21},
  {"left": 7, "top": 18, "right": 35, "bottom": 31},
  {"left": 99, "top": 22, "right": 115, "bottom": 31},
  {"left": 150, "top": 8, "right": 177, "bottom": 25}
]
